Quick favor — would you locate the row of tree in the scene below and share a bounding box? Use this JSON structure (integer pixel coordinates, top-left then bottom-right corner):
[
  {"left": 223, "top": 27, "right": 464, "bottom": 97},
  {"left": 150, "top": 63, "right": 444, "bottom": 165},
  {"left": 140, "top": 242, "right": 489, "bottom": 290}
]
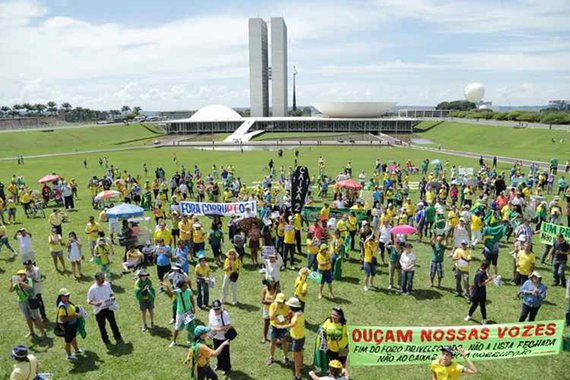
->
[
  {"left": 0, "top": 103, "right": 142, "bottom": 122},
  {"left": 448, "top": 109, "right": 570, "bottom": 124}
]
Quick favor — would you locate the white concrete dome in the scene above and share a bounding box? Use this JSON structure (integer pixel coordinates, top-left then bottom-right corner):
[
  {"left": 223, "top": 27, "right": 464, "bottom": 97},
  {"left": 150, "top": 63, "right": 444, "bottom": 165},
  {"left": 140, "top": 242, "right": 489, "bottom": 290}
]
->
[
  {"left": 190, "top": 104, "right": 242, "bottom": 122},
  {"left": 312, "top": 102, "right": 396, "bottom": 118}
]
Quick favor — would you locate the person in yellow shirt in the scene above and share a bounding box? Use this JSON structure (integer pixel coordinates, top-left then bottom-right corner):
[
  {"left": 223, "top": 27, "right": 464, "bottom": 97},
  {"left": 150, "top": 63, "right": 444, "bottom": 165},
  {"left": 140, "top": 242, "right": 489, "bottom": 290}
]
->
[
  {"left": 470, "top": 213, "right": 483, "bottom": 246},
  {"left": 49, "top": 208, "right": 65, "bottom": 235},
  {"left": 317, "top": 244, "right": 334, "bottom": 299},
  {"left": 153, "top": 221, "right": 172, "bottom": 247},
  {"left": 192, "top": 222, "right": 206, "bottom": 253},
  {"left": 293, "top": 213, "right": 303, "bottom": 254},
  {"left": 430, "top": 346, "right": 477, "bottom": 380},
  {"left": 20, "top": 190, "right": 33, "bottom": 216},
  {"left": 335, "top": 215, "right": 348, "bottom": 238},
  {"left": 276, "top": 297, "right": 305, "bottom": 380},
  {"left": 347, "top": 213, "right": 358, "bottom": 252},
  {"left": 515, "top": 242, "right": 536, "bottom": 285},
  {"left": 283, "top": 218, "right": 296, "bottom": 268},
  {"left": 48, "top": 227, "right": 66, "bottom": 271},
  {"left": 452, "top": 240, "right": 471, "bottom": 299},
  {"left": 267, "top": 293, "right": 290, "bottom": 366},
  {"left": 195, "top": 253, "right": 211, "bottom": 309},
  {"left": 294, "top": 268, "right": 309, "bottom": 310},
  {"left": 6, "top": 196, "right": 17, "bottom": 224},
  {"left": 320, "top": 307, "right": 348, "bottom": 365},
  {"left": 363, "top": 235, "right": 379, "bottom": 291},
  {"left": 221, "top": 249, "right": 241, "bottom": 305},
  {"left": 185, "top": 325, "right": 230, "bottom": 380},
  {"left": 178, "top": 215, "right": 192, "bottom": 249},
  {"left": 84, "top": 216, "right": 101, "bottom": 256},
  {"left": 320, "top": 203, "right": 330, "bottom": 223}
]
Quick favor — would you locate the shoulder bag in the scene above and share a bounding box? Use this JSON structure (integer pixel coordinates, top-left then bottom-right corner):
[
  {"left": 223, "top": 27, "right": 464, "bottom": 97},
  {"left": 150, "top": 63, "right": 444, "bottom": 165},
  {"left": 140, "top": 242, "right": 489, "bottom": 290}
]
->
[
  {"left": 221, "top": 312, "right": 238, "bottom": 341},
  {"left": 53, "top": 306, "right": 67, "bottom": 337}
]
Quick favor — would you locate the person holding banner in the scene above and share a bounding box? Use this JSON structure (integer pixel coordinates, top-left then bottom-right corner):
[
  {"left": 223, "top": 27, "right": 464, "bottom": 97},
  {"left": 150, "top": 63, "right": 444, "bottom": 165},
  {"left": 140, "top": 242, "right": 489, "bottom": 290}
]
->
[
  {"left": 430, "top": 346, "right": 477, "bottom": 379},
  {"left": 518, "top": 271, "right": 547, "bottom": 322}
]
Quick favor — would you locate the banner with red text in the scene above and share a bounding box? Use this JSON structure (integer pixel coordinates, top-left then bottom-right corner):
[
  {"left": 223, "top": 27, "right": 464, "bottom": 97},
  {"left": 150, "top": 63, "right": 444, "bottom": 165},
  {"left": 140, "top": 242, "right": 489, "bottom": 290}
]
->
[{"left": 348, "top": 321, "right": 564, "bottom": 366}]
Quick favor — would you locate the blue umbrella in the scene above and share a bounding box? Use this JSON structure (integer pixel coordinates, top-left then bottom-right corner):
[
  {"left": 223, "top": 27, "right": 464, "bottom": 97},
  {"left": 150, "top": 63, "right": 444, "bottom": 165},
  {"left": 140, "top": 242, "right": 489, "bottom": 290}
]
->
[{"left": 105, "top": 203, "right": 145, "bottom": 219}]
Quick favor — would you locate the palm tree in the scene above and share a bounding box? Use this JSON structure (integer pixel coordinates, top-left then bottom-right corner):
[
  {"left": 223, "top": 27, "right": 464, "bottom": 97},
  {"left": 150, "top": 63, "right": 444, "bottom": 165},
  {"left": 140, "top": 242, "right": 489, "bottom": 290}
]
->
[
  {"left": 34, "top": 103, "right": 47, "bottom": 116},
  {"left": 22, "top": 103, "right": 33, "bottom": 116},
  {"left": 47, "top": 101, "right": 58, "bottom": 116},
  {"left": 133, "top": 106, "right": 142, "bottom": 115},
  {"left": 121, "top": 105, "right": 131, "bottom": 116},
  {"left": 0, "top": 106, "right": 10, "bottom": 118},
  {"left": 60, "top": 102, "right": 72, "bottom": 121}
]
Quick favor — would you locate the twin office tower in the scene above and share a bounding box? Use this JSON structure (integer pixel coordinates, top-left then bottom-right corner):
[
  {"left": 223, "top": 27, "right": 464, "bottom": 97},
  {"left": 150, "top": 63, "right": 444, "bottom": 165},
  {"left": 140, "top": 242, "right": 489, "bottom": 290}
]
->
[{"left": 249, "top": 17, "right": 288, "bottom": 117}]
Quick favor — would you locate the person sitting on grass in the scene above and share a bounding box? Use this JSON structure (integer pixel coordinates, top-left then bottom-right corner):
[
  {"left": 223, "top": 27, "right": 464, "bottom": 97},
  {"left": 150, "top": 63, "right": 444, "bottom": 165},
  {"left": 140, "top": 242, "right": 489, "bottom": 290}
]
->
[{"left": 122, "top": 246, "right": 143, "bottom": 274}]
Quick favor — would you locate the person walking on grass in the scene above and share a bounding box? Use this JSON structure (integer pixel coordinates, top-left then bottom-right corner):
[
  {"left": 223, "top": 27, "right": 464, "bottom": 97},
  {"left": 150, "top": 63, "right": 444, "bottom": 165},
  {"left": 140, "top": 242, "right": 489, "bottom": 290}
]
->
[
  {"left": 363, "top": 235, "right": 379, "bottom": 291},
  {"left": 87, "top": 272, "right": 123, "bottom": 345},
  {"left": 430, "top": 235, "right": 446, "bottom": 288},
  {"left": 55, "top": 288, "right": 84, "bottom": 361},
  {"left": 317, "top": 244, "right": 335, "bottom": 299},
  {"left": 452, "top": 240, "right": 471, "bottom": 302},
  {"left": 66, "top": 232, "right": 83, "bottom": 279},
  {"left": 135, "top": 270, "right": 155, "bottom": 332},
  {"left": 266, "top": 292, "right": 290, "bottom": 366},
  {"left": 9, "top": 269, "right": 46, "bottom": 339},
  {"left": 274, "top": 297, "right": 305, "bottom": 380},
  {"left": 465, "top": 262, "right": 495, "bottom": 325},
  {"left": 519, "top": 271, "right": 547, "bottom": 322},
  {"left": 431, "top": 346, "right": 477, "bottom": 379},
  {"left": 167, "top": 280, "right": 196, "bottom": 348}
]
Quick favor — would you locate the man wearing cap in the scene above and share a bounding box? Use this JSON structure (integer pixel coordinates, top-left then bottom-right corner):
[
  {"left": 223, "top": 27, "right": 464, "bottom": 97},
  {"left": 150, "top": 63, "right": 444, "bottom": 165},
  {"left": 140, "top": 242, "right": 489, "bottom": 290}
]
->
[
  {"left": 9, "top": 269, "right": 46, "bottom": 338},
  {"left": 208, "top": 300, "right": 233, "bottom": 375},
  {"left": 192, "top": 221, "right": 205, "bottom": 254},
  {"left": 452, "top": 240, "right": 472, "bottom": 300},
  {"left": 267, "top": 292, "right": 290, "bottom": 366},
  {"left": 9, "top": 345, "right": 39, "bottom": 380},
  {"left": 430, "top": 346, "right": 477, "bottom": 379},
  {"left": 24, "top": 260, "right": 47, "bottom": 321},
  {"left": 275, "top": 297, "right": 305, "bottom": 380},
  {"left": 135, "top": 270, "right": 155, "bottom": 332},
  {"left": 87, "top": 272, "right": 123, "bottom": 345},
  {"left": 519, "top": 271, "right": 547, "bottom": 322}
]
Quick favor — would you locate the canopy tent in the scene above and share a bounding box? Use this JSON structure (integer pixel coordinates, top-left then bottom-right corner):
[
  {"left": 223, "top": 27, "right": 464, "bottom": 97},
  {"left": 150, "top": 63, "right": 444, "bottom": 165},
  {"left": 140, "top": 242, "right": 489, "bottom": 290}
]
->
[{"left": 105, "top": 203, "right": 145, "bottom": 219}]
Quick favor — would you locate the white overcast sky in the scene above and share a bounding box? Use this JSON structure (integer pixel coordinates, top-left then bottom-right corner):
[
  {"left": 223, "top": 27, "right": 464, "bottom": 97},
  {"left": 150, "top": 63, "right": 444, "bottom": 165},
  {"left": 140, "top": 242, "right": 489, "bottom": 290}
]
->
[{"left": 0, "top": 0, "right": 569, "bottom": 110}]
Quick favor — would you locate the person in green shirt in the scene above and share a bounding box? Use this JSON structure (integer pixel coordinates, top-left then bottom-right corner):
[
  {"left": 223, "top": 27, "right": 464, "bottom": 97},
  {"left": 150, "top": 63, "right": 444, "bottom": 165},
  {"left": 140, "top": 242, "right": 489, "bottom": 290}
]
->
[
  {"left": 9, "top": 269, "right": 46, "bottom": 338},
  {"left": 208, "top": 225, "right": 224, "bottom": 268},
  {"left": 430, "top": 235, "right": 447, "bottom": 288},
  {"left": 167, "top": 280, "right": 196, "bottom": 347},
  {"left": 135, "top": 270, "right": 156, "bottom": 332}
]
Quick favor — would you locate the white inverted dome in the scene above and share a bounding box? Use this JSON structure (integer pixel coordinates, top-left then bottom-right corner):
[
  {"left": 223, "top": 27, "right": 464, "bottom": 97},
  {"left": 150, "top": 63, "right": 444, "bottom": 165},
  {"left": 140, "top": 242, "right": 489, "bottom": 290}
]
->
[{"left": 190, "top": 104, "right": 242, "bottom": 122}]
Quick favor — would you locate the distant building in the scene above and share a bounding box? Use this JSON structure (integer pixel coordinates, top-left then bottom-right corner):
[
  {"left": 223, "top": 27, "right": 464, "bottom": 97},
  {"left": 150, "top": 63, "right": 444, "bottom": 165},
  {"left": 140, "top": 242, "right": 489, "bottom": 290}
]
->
[
  {"left": 249, "top": 18, "right": 269, "bottom": 117},
  {"left": 548, "top": 100, "right": 569, "bottom": 111},
  {"left": 157, "top": 110, "right": 196, "bottom": 120},
  {"left": 271, "top": 17, "right": 288, "bottom": 117}
]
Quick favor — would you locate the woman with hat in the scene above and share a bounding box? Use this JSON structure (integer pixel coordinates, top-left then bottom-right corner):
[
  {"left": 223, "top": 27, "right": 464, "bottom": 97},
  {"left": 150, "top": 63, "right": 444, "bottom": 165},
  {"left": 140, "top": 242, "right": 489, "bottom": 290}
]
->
[
  {"left": 184, "top": 325, "right": 229, "bottom": 380},
  {"left": 208, "top": 300, "right": 233, "bottom": 375},
  {"left": 519, "top": 271, "right": 547, "bottom": 322},
  {"left": 260, "top": 277, "right": 278, "bottom": 343},
  {"left": 317, "top": 243, "right": 335, "bottom": 299},
  {"left": 9, "top": 269, "right": 46, "bottom": 338},
  {"left": 55, "top": 288, "right": 83, "bottom": 360},
  {"left": 309, "top": 359, "right": 349, "bottom": 380},
  {"left": 9, "top": 345, "right": 39, "bottom": 380},
  {"left": 135, "top": 270, "right": 156, "bottom": 332},
  {"left": 221, "top": 249, "right": 241, "bottom": 305},
  {"left": 266, "top": 292, "right": 290, "bottom": 366},
  {"left": 275, "top": 297, "right": 305, "bottom": 380},
  {"left": 195, "top": 252, "right": 211, "bottom": 309},
  {"left": 430, "top": 346, "right": 477, "bottom": 379}
]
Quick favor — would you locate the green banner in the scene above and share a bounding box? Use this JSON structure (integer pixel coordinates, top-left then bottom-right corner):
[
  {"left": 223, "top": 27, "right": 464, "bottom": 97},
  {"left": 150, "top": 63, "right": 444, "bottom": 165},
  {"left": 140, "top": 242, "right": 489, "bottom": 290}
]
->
[
  {"left": 539, "top": 222, "right": 570, "bottom": 245},
  {"left": 302, "top": 206, "right": 368, "bottom": 223},
  {"left": 348, "top": 320, "right": 564, "bottom": 366}
]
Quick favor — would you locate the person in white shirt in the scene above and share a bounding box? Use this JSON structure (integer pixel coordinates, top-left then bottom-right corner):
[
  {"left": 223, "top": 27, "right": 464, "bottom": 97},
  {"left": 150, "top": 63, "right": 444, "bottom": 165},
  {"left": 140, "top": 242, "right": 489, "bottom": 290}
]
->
[
  {"left": 87, "top": 272, "right": 123, "bottom": 345},
  {"left": 14, "top": 228, "right": 34, "bottom": 264},
  {"left": 453, "top": 218, "right": 470, "bottom": 248},
  {"left": 24, "top": 260, "right": 47, "bottom": 321},
  {"left": 264, "top": 253, "right": 284, "bottom": 288},
  {"left": 399, "top": 243, "right": 416, "bottom": 296},
  {"left": 208, "top": 300, "right": 232, "bottom": 374}
]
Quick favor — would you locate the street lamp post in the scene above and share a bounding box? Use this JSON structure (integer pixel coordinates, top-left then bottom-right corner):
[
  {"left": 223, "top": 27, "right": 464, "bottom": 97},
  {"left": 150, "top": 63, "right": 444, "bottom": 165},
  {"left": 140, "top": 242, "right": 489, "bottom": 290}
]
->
[{"left": 292, "top": 65, "right": 298, "bottom": 111}]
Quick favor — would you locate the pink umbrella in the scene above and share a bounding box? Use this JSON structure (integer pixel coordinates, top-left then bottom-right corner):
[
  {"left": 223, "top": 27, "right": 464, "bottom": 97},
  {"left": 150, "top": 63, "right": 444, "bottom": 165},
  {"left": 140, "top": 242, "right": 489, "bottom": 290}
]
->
[
  {"left": 337, "top": 179, "right": 362, "bottom": 190},
  {"left": 38, "top": 174, "right": 60, "bottom": 184},
  {"left": 94, "top": 190, "right": 121, "bottom": 201},
  {"left": 391, "top": 225, "right": 417, "bottom": 235}
]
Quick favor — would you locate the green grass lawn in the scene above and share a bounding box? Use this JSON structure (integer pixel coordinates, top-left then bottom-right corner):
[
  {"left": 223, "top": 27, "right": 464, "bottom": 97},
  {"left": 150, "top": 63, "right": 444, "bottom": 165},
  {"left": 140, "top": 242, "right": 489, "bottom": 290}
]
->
[
  {"left": 0, "top": 145, "right": 568, "bottom": 379},
  {"left": 0, "top": 123, "right": 163, "bottom": 159},
  {"left": 414, "top": 121, "right": 569, "bottom": 162}
]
